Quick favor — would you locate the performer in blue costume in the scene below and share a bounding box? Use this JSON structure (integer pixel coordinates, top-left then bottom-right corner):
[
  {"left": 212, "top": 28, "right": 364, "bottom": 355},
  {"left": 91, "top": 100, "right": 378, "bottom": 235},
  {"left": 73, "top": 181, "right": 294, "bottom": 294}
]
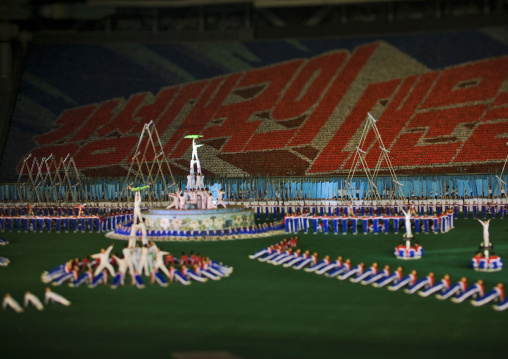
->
[
  {"left": 418, "top": 274, "right": 450, "bottom": 297},
  {"left": 361, "top": 265, "right": 390, "bottom": 285},
  {"left": 471, "top": 283, "right": 504, "bottom": 307},
  {"left": 436, "top": 277, "right": 468, "bottom": 300},
  {"left": 349, "top": 262, "right": 378, "bottom": 283},
  {"left": 404, "top": 272, "right": 434, "bottom": 294},
  {"left": 451, "top": 280, "right": 484, "bottom": 303}
]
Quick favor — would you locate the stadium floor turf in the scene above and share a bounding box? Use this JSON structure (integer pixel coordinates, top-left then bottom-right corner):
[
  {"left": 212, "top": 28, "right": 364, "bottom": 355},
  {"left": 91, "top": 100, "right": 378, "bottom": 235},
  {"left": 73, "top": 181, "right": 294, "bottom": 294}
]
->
[{"left": 1, "top": 216, "right": 507, "bottom": 359}]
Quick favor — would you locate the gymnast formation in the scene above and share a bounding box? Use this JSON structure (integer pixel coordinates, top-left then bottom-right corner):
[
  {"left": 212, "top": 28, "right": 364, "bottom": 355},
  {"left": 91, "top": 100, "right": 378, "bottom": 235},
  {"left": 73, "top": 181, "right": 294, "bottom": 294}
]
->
[
  {"left": 166, "top": 187, "right": 227, "bottom": 210},
  {"left": 41, "top": 241, "right": 232, "bottom": 289},
  {"left": 249, "top": 239, "right": 508, "bottom": 311},
  {"left": 165, "top": 135, "right": 226, "bottom": 211}
]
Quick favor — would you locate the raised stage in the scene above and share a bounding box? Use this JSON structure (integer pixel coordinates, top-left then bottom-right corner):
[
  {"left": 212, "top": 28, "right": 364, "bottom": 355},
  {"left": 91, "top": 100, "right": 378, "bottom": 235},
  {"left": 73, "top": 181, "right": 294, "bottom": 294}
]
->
[
  {"left": 105, "top": 205, "right": 284, "bottom": 241},
  {"left": 143, "top": 205, "right": 255, "bottom": 232}
]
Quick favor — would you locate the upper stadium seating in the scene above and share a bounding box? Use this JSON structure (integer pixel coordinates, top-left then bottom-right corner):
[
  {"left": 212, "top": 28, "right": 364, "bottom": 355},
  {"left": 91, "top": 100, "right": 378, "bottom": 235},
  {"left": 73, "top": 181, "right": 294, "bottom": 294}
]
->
[{"left": 2, "top": 32, "right": 508, "bottom": 181}]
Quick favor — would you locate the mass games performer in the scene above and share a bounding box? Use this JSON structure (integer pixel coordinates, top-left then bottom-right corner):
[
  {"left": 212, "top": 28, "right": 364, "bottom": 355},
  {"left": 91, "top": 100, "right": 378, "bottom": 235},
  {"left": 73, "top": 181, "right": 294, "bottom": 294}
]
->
[
  {"left": 473, "top": 219, "right": 503, "bottom": 271},
  {"left": 128, "top": 184, "right": 150, "bottom": 246}
]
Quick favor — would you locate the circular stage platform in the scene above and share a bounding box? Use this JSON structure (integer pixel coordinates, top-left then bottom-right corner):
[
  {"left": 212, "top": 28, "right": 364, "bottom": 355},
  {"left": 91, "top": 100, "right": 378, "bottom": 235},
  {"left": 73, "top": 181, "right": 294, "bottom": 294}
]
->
[
  {"left": 143, "top": 205, "right": 255, "bottom": 232},
  {"left": 106, "top": 205, "right": 285, "bottom": 241}
]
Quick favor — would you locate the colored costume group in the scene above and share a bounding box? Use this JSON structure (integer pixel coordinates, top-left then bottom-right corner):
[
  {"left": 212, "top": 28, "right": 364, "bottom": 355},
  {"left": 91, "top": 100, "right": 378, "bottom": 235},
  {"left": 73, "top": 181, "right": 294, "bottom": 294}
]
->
[
  {"left": 0, "top": 204, "right": 133, "bottom": 233},
  {"left": 250, "top": 240, "right": 508, "bottom": 311},
  {"left": 114, "top": 220, "right": 283, "bottom": 241},
  {"left": 41, "top": 243, "right": 233, "bottom": 289},
  {"left": 167, "top": 187, "right": 226, "bottom": 210},
  {"left": 283, "top": 209, "right": 454, "bottom": 235},
  {"left": 246, "top": 196, "right": 507, "bottom": 222}
]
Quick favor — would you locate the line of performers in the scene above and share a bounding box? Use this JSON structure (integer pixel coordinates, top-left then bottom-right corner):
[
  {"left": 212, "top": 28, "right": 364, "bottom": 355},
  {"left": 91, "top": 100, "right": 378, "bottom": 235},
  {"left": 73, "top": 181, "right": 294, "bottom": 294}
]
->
[
  {"left": 41, "top": 243, "right": 233, "bottom": 289},
  {"left": 0, "top": 205, "right": 133, "bottom": 233},
  {"left": 166, "top": 187, "right": 226, "bottom": 210},
  {"left": 283, "top": 210, "right": 455, "bottom": 235},
  {"left": 2, "top": 288, "right": 70, "bottom": 313},
  {"left": 114, "top": 221, "right": 282, "bottom": 240},
  {"left": 246, "top": 198, "right": 506, "bottom": 221},
  {"left": 0, "top": 203, "right": 134, "bottom": 218},
  {"left": 249, "top": 239, "right": 508, "bottom": 311}
]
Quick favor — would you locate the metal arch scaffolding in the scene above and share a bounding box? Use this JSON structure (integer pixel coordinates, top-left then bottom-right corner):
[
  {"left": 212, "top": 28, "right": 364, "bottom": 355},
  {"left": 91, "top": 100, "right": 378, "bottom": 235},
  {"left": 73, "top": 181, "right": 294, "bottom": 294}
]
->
[
  {"left": 16, "top": 154, "right": 85, "bottom": 204},
  {"left": 122, "top": 121, "right": 177, "bottom": 206},
  {"left": 60, "top": 156, "right": 86, "bottom": 203},
  {"left": 36, "top": 154, "right": 59, "bottom": 202},
  {"left": 345, "top": 112, "right": 405, "bottom": 201},
  {"left": 493, "top": 143, "right": 508, "bottom": 197},
  {"left": 17, "top": 154, "right": 39, "bottom": 203}
]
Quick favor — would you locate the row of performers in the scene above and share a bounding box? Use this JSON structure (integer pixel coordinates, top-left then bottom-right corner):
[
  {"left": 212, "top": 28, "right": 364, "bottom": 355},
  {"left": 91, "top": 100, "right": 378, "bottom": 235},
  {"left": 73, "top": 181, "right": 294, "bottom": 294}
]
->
[
  {"left": 42, "top": 244, "right": 233, "bottom": 289},
  {"left": 284, "top": 212, "right": 454, "bottom": 235},
  {"left": 0, "top": 204, "right": 133, "bottom": 217},
  {"left": 249, "top": 240, "right": 508, "bottom": 310},
  {"left": 245, "top": 200, "right": 506, "bottom": 220},
  {"left": 114, "top": 221, "right": 284, "bottom": 240},
  {"left": 167, "top": 188, "right": 226, "bottom": 210},
  {"left": 0, "top": 213, "right": 133, "bottom": 233}
]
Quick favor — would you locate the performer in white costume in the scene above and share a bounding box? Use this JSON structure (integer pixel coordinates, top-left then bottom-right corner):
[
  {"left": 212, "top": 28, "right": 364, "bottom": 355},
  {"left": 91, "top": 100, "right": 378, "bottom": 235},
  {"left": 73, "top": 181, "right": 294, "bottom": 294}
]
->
[
  {"left": 187, "top": 174, "right": 195, "bottom": 190},
  {"left": 207, "top": 191, "right": 217, "bottom": 209},
  {"left": 122, "top": 244, "right": 136, "bottom": 280},
  {"left": 112, "top": 255, "right": 128, "bottom": 287},
  {"left": 128, "top": 184, "right": 149, "bottom": 247},
  {"left": 2, "top": 293, "right": 24, "bottom": 313},
  {"left": 189, "top": 189, "right": 198, "bottom": 207},
  {"left": 195, "top": 173, "right": 205, "bottom": 190},
  {"left": 138, "top": 244, "right": 150, "bottom": 276},
  {"left": 200, "top": 189, "right": 208, "bottom": 209},
  {"left": 166, "top": 190, "right": 180, "bottom": 210},
  {"left": 189, "top": 160, "right": 197, "bottom": 175},
  {"left": 129, "top": 185, "right": 149, "bottom": 225},
  {"left": 401, "top": 208, "right": 413, "bottom": 239},
  {"left": 91, "top": 244, "right": 116, "bottom": 277},
  {"left": 147, "top": 241, "right": 157, "bottom": 272},
  {"left": 153, "top": 248, "right": 171, "bottom": 278},
  {"left": 24, "top": 291, "right": 44, "bottom": 311},
  {"left": 477, "top": 219, "right": 492, "bottom": 249},
  {"left": 192, "top": 138, "right": 203, "bottom": 163},
  {"left": 128, "top": 224, "right": 138, "bottom": 248},
  {"left": 179, "top": 190, "right": 188, "bottom": 210},
  {"left": 217, "top": 189, "right": 227, "bottom": 209},
  {"left": 44, "top": 287, "right": 71, "bottom": 306}
]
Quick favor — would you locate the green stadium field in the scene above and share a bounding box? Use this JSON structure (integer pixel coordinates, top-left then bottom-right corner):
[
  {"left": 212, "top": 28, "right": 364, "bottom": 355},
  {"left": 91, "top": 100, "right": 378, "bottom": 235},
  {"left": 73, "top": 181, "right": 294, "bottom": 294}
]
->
[{"left": 1, "top": 217, "right": 507, "bottom": 359}]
